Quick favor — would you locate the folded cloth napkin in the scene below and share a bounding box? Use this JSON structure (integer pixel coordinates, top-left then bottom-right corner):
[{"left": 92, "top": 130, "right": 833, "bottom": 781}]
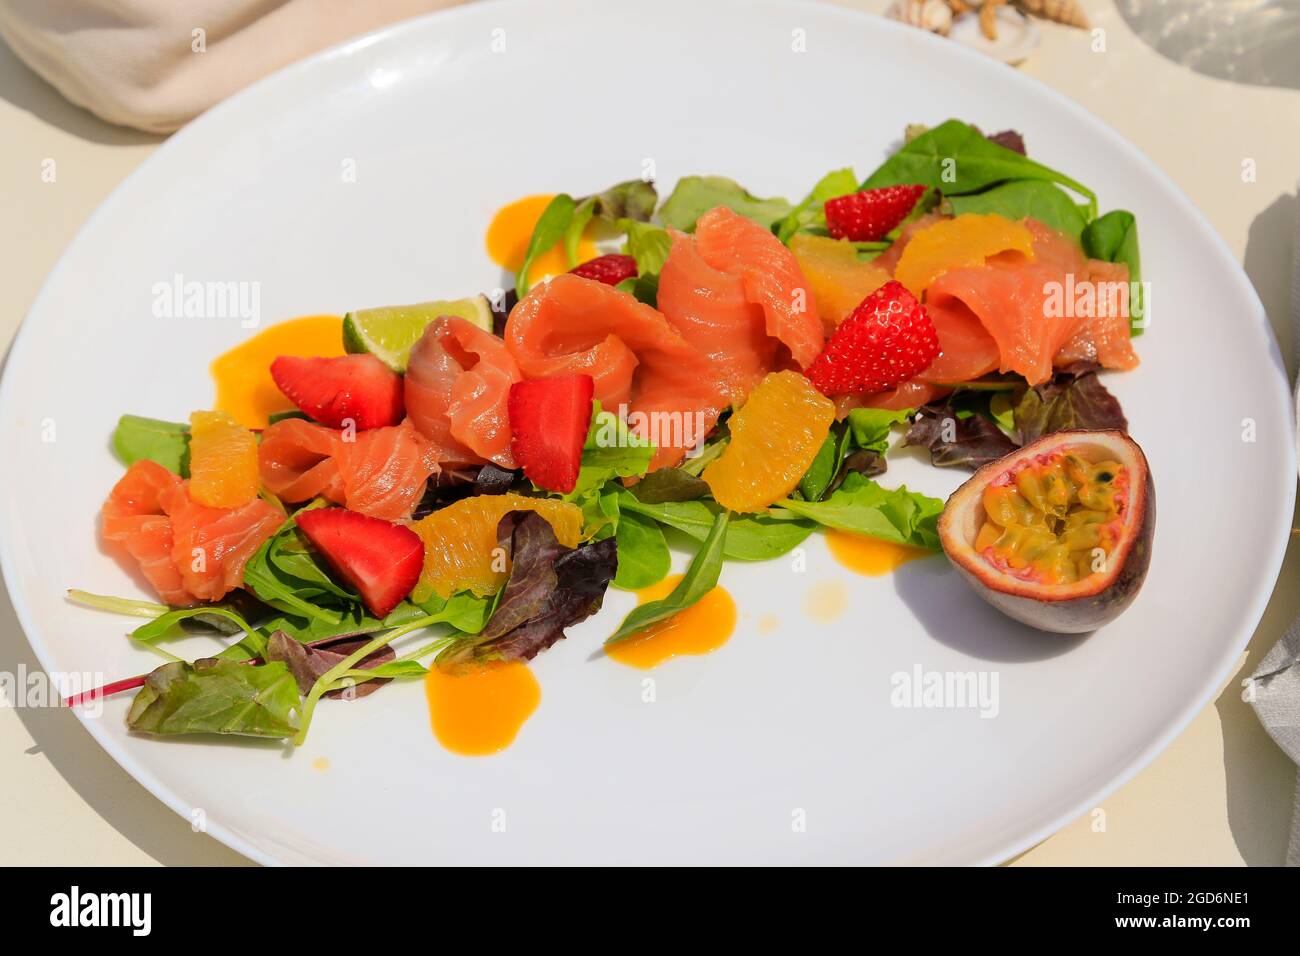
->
[
  {"left": 0, "top": 0, "right": 468, "bottom": 133},
  {"left": 1246, "top": 183, "right": 1300, "bottom": 866}
]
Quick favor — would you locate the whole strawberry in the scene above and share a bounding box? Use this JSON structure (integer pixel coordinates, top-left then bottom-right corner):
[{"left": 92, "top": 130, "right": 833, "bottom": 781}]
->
[
  {"left": 806, "top": 280, "right": 940, "bottom": 396},
  {"left": 824, "top": 184, "right": 927, "bottom": 242}
]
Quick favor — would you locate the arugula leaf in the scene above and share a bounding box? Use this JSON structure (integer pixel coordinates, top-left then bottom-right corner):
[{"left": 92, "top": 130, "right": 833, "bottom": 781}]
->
[
  {"left": 947, "top": 179, "right": 1088, "bottom": 241},
  {"left": 618, "top": 494, "right": 814, "bottom": 561},
  {"left": 112, "top": 415, "right": 190, "bottom": 475},
  {"left": 612, "top": 511, "right": 671, "bottom": 590},
  {"left": 1082, "top": 210, "right": 1144, "bottom": 334},
  {"left": 862, "top": 120, "right": 1097, "bottom": 218},
  {"left": 659, "top": 176, "right": 793, "bottom": 232},
  {"left": 775, "top": 167, "right": 858, "bottom": 242},
  {"left": 606, "top": 510, "right": 727, "bottom": 644},
  {"left": 775, "top": 473, "right": 943, "bottom": 550},
  {"left": 618, "top": 218, "right": 673, "bottom": 275},
  {"left": 127, "top": 659, "right": 301, "bottom": 738},
  {"left": 517, "top": 193, "right": 576, "bottom": 295}
]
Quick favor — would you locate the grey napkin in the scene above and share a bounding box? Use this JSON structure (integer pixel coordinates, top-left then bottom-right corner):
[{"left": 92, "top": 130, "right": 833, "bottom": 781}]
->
[
  {"left": 1245, "top": 184, "right": 1300, "bottom": 866},
  {"left": 1245, "top": 617, "right": 1300, "bottom": 866}
]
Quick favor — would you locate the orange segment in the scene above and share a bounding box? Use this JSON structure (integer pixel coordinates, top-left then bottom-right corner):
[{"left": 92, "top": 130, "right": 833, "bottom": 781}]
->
[
  {"left": 789, "top": 233, "right": 891, "bottom": 327},
  {"left": 188, "top": 410, "right": 260, "bottom": 508},
  {"left": 412, "top": 492, "right": 584, "bottom": 601},
  {"left": 702, "top": 370, "right": 835, "bottom": 513},
  {"left": 894, "top": 214, "right": 1035, "bottom": 297}
]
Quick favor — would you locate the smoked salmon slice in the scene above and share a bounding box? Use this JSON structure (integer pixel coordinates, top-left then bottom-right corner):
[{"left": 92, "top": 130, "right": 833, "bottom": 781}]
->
[
  {"left": 101, "top": 460, "right": 193, "bottom": 606},
  {"left": 660, "top": 207, "right": 824, "bottom": 386},
  {"left": 506, "top": 273, "right": 725, "bottom": 469},
  {"left": 405, "top": 316, "right": 521, "bottom": 468},
  {"left": 1054, "top": 259, "right": 1139, "bottom": 371},
  {"left": 101, "top": 459, "right": 279, "bottom": 605},
  {"left": 258, "top": 417, "right": 438, "bottom": 521}
]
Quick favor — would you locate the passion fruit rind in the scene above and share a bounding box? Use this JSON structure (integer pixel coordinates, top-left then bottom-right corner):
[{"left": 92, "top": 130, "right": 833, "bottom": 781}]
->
[{"left": 938, "top": 429, "right": 1154, "bottom": 634}]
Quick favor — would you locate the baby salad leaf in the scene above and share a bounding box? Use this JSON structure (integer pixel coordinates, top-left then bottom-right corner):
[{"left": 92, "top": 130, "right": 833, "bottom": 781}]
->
[
  {"left": 659, "top": 176, "right": 793, "bottom": 232},
  {"left": 947, "top": 179, "right": 1088, "bottom": 242},
  {"left": 131, "top": 606, "right": 266, "bottom": 660},
  {"left": 585, "top": 179, "right": 658, "bottom": 226},
  {"left": 612, "top": 511, "right": 671, "bottom": 590},
  {"left": 618, "top": 219, "right": 673, "bottom": 276},
  {"left": 798, "top": 423, "right": 852, "bottom": 503},
  {"left": 798, "top": 408, "right": 910, "bottom": 503},
  {"left": 905, "top": 403, "right": 1018, "bottom": 470},
  {"left": 565, "top": 402, "right": 655, "bottom": 501},
  {"left": 774, "top": 473, "right": 943, "bottom": 550},
  {"left": 846, "top": 407, "right": 911, "bottom": 453},
  {"left": 606, "top": 510, "right": 727, "bottom": 645},
  {"left": 629, "top": 467, "right": 711, "bottom": 504},
  {"left": 617, "top": 494, "right": 814, "bottom": 561},
  {"left": 1081, "top": 210, "right": 1144, "bottom": 334},
  {"left": 1012, "top": 366, "right": 1128, "bottom": 444},
  {"left": 265, "top": 631, "right": 396, "bottom": 699},
  {"left": 127, "top": 659, "right": 301, "bottom": 738},
  {"left": 517, "top": 193, "right": 577, "bottom": 295},
  {"left": 441, "top": 511, "right": 617, "bottom": 664},
  {"left": 775, "top": 167, "right": 858, "bottom": 242},
  {"left": 112, "top": 414, "right": 190, "bottom": 475},
  {"left": 861, "top": 120, "right": 1097, "bottom": 218}
]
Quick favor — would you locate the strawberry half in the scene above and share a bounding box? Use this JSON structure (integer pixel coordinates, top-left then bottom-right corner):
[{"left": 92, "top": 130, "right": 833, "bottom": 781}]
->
[
  {"left": 570, "top": 254, "right": 638, "bottom": 286},
  {"left": 824, "top": 184, "right": 927, "bottom": 242},
  {"left": 806, "top": 280, "right": 940, "bottom": 396},
  {"left": 270, "top": 354, "right": 404, "bottom": 430},
  {"left": 294, "top": 507, "right": 423, "bottom": 618},
  {"left": 508, "top": 374, "right": 595, "bottom": 494}
]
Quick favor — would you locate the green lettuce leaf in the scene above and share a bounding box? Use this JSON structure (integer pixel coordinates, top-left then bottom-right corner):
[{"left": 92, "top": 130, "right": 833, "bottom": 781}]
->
[
  {"left": 127, "top": 659, "right": 301, "bottom": 738},
  {"left": 659, "top": 175, "right": 793, "bottom": 232},
  {"left": 112, "top": 415, "right": 190, "bottom": 475}
]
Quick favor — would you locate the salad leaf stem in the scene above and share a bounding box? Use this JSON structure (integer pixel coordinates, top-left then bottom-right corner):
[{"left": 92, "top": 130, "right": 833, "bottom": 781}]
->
[{"left": 67, "top": 589, "right": 169, "bottom": 619}]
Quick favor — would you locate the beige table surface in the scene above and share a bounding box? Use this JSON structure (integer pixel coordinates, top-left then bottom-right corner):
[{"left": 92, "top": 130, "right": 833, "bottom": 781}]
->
[{"left": 1, "top": 0, "right": 1297, "bottom": 866}]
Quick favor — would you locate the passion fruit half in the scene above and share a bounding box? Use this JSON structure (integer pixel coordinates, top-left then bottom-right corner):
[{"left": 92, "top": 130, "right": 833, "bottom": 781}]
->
[{"left": 938, "top": 429, "right": 1154, "bottom": 634}]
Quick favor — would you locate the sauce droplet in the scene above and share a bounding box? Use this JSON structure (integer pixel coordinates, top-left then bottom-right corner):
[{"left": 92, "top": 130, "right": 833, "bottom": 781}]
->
[
  {"left": 757, "top": 613, "right": 779, "bottom": 634},
  {"left": 803, "top": 579, "right": 847, "bottom": 623},
  {"left": 826, "top": 531, "right": 930, "bottom": 577},
  {"left": 605, "top": 574, "right": 737, "bottom": 670},
  {"left": 424, "top": 660, "right": 541, "bottom": 756},
  {"left": 211, "top": 315, "right": 343, "bottom": 427},
  {"left": 311, "top": 757, "right": 330, "bottom": 772},
  {"left": 485, "top": 194, "right": 598, "bottom": 288}
]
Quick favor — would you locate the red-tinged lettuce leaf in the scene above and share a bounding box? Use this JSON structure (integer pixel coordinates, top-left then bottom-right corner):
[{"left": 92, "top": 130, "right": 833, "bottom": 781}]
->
[
  {"left": 442, "top": 511, "right": 617, "bottom": 664},
  {"left": 265, "top": 630, "right": 396, "bottom": 700},
  {"left": 904, "top": 405, "right": 1019, "bottom": 470},
  {"left": 1013, "top": 365, "right": 1128, "bottom": 445}
]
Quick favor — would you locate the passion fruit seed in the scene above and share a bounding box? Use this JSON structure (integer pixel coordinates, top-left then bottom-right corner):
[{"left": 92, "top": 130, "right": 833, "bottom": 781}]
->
[{"left": 973, "top": 452, "right": 1124, "bottom": 585}]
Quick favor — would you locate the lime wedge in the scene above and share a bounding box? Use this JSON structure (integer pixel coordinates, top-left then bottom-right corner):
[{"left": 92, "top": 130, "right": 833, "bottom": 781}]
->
[{"left": 342, "top": 296, "right": 494, "bottom": 371}]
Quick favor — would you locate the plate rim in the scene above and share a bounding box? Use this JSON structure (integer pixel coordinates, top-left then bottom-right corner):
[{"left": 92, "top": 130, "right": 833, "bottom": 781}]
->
[{"left": 0, "top": 0, "right": 1293, "bottom": 866}]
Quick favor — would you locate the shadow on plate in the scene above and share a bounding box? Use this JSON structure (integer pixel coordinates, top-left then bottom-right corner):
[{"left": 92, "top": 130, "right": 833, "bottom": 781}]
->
[
  {"left": 892, "top": 555, "right": 1088, "bottom": 663},
  {"left": 0, "top": 563, "right": 254, "bottom": 866}
]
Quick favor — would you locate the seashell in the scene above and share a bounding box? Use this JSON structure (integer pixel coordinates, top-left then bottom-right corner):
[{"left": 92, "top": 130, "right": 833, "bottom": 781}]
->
[
  {"left": 1014, "top": 0, "right": 1089, "bottom": 30},
  {"left": 949, "top": 6, "right": 1041, "bottom": 63},
  {"left": 886, "top": 0, "right": 954, "bottom": 36}
]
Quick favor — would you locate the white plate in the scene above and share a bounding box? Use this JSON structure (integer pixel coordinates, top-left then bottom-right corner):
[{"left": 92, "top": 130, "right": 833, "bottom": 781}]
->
[{"left": 0, "top": 0, "right": 1292, "bottom": 865}]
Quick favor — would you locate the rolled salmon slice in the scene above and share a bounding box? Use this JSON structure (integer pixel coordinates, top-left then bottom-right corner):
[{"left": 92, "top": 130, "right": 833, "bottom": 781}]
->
[
  {"left": 507, "top": 273, "right": 726, "bottom": 469},
  {"left": 101, "top": 460, "right": 193, "bottom": 606},
  {"left": 405, "top": 316, "right": 521, "bottom": 468},
  {"left": 258, "top": 418, "right": 345, "bottom": 504}
]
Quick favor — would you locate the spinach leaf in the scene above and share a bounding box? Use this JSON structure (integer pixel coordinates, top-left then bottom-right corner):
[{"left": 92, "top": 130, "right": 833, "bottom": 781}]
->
[
  {"left": 862, "top": 120, "right": 1097, "bottom": 218},
  {"left": 618, "top": 218, "right": 673, "bottom": 275},
  {"left": 606, "top": 510, "right": 727, "bottom": 644},
  {"left": 774, "top": 473, "right": 943, "bottom": 550},
  {"left": 112, "top": 414, "right": 190, "bottom": 475},
  {"left": 126, "top": 659, "right": 301, "bottom": 738},
  {"left": 798, "top": 423, "right": 851, "bottom": 503},
  {"left": 517, "top": 193, "right": 576, "bottom": 295},
  {"left": 799, "top": 408, "right": 909, "bottom": 503},
  {"left": 615, "top": 273, "right": 660, "bottom": 306},
  {"left": 659, "top": 176, "right": 793, "bottom": 232},
  {"left": 565, "top": 197, "right": 598, "bottom": 268},
  {"left": 442, "top": 511, "right": 617, "bottom": 663},
  {"left": 1081, "top": 210, "right": 1144, "bottom": 334},
  {"left": 775, "top": 167, "right": 858, "bottom": 243},
  {"left": 612, "top": 511, "right": 671, "bottom": 590},
  {"left": 947, "top": 179, "right": 1088, "bottom": 241},
  {"left": 618, "top": 494, "right": 814, "bottom": 561}
]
